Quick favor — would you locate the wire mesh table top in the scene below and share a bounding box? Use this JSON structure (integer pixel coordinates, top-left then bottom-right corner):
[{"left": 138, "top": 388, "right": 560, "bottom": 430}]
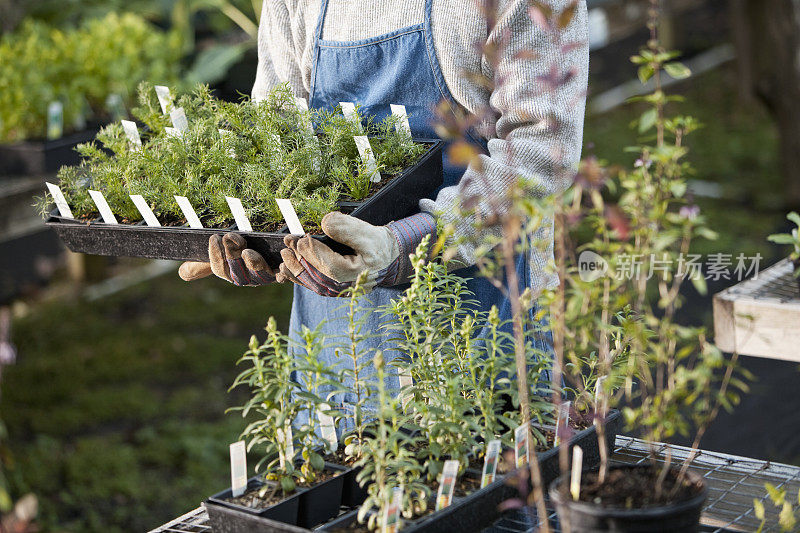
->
[
  {"left": 149, "top": 436, "right": 799, "bottom": 532},
  {"left": 720, "top": 258, "right": 800, "bottom": 305}
]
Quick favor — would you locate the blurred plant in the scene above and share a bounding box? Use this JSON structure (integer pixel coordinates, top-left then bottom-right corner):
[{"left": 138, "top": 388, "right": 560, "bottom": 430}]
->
[
  {"left": 755, "top": 483, "right": 800, "bottom": 532},
  {"left": 40, "top": 83, "right": 425, "bottom": 230},
  {"left": 0, "top": 13, "right": 183, "bottom": 142},
  {"left": 768, "top": 212, "right": 800, "bottom": 278}
]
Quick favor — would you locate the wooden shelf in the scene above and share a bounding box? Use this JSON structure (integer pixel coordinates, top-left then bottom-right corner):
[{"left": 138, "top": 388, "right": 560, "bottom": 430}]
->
[{"left": 713, "top": 259, "right": 800, "bottom": 361}]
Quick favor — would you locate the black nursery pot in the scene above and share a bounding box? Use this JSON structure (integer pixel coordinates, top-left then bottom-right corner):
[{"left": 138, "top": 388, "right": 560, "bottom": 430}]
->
[
  {"left": 340, "top": 464, "right": 368, "bottom": 508},
  {"left": 549, "top": 464, "right": 708, "bottom": 533},
  {"left": 204, "top": 476, "right": 305, "bottom": 532},
  {"left": 45, "top": 138, "right": 443, "bottom": 267},
  {"left": 296, "top": 463, "right": 349, "bottom": 528},
  {"left": 0, "top": 129, "right": 99, "bottom": 177}
]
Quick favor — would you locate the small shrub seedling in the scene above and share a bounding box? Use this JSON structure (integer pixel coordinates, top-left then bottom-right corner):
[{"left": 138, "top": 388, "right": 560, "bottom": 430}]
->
[
  {"left": 40, "top": 83, "right": 426, "bottom": 231},
  {"left": 768, "top": 212, "right": 800, "bottom": 281}
]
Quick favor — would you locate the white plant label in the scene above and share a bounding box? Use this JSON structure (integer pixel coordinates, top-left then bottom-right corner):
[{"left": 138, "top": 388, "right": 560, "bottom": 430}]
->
[
  {"left": 129, "top": 195, "right": 160, "bottom": 227},
  {"left": 165, "top": 127, "right": 180, "bottom": 138},
  {"left": 317, "top": 403, "right": 338, "bottom": 453},
  {"left": 170, "top": 107, "right": 189, "bottom": 133},
  {"left": 276, "top": 199, "right": 305, "bottom": 235},
  {"left": 390, "top": 104, "right": 412, "bottom": 138},
  {"left": 354, "top": 136, "right": 382, "bottom": 183},
  {"left": 570, "top": 445, "right": 583, "bottom": 501},
  {"left": 383, "top": 487, "right": 403, "bottom": 533},
  {"left": 88, "top": 190, "right": 118, "bottom": 224},
  {"left": 175, "top": 196, "right": 203, "bottom": 228},
  {"left": 594, "top": 376, "right": 608, "bottom": 426},
  {"left": 514, "top": 422, "right": 529, "bottom": 468},
  {"left": 436, "top": 460, "right": 459, "bottom": 511},
  {"left": 47, "top": 101, "right": 63, "bottom": 140},
  {"left": 277, "top": 425, "right": 294, "bottom": 469},
  {"left": 45, "top": 182, "right": 74, "bottom": 219},
  {"left": 555, "top": 401, "right": 571, "bottom": 447},
  {"left": 481, "top": 439, "right": 502, "bottom": 488},
  {"left": 230, "top": 440, "right": 247, "bottom": 498},
  {"left": 339, "top": 101, "right": 361, "bottom": 132},
  {"left": 121, "top": 120, "right": 142, "bottom": 151},
  {"left": 225, "top": 196, "right": 253, "bottom": 232},
  {"left": 154, "top": 85, "right": 173, "bottom": 114},
  {"left": 398, "top": 367, "right": 413, "bottom": 410}
]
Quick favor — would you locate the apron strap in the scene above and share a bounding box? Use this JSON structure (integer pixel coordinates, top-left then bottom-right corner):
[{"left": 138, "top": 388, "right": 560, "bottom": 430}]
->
[{"left": 309, "top": 0, "right": 332, "bottom": 105}]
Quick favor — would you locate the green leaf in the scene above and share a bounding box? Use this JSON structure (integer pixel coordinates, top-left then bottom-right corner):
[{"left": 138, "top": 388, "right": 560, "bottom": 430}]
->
[
  {"left": 768, "top": 234, "right": 797, "bottom": 244},
  {"left": 639, "top": 108, "right": 657, "bottom": 133},
  {"left": 690, "top": 275, "right": 708, "bottom": 296},
  {"left": 280, "top": 476, "right": 296, "bottom": 493},
  {"left": 638, "top": 65, "right": 655, "bottom": 84},
  {"left": 664, "top": 62, "right": 691, "bottom": 80},
  {"left": 185, "top": 43, "right": 247, "bottom": 85},
  {"left": 787, "top": 211, "right": 800, "bottom": 227}
]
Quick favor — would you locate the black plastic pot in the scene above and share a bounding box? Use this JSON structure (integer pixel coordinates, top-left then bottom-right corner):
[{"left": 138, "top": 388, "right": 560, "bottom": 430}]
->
[
  {"left": 340, "top": 464, "right": 368, "bottom": 508},
  {"left": 45, "top": 139, "right": 443, "bottom": 267},
  {"left": 297, "top": 463, "right": 349, "bottom": 528},
  {"left": 205, "top": 476, "right": 305, "bottom": 532},
  {"left": 549, "top": 464, "right": 707, "bottom": 533},
  {"left": 0, "top": 129, "right": 99, "bottom": 177}
]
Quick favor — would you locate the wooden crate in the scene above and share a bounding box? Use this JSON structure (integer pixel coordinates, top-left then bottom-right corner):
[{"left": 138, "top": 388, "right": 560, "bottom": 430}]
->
[{"left": 713, "top": 259, "right": 800, "bottom": 361}]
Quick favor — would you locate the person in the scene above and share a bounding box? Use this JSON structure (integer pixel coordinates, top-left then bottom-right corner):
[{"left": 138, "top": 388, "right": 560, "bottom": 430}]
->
[{"left": 179, "top": 0, "right": 588, "bottom": 425}]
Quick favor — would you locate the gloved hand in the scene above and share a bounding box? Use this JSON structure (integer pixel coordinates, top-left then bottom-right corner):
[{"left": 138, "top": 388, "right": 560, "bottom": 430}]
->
[
  {"left": 277, "top": 211, "right": 436, "bottom": 296},
  {"left": 178, "top": 233, "right": 276, "bottom": 286}
]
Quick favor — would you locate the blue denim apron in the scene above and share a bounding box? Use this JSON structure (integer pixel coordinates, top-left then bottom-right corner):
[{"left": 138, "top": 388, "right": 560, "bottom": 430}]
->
[{"left": 290, "top": 0, "right": 551, "bottom": 431}]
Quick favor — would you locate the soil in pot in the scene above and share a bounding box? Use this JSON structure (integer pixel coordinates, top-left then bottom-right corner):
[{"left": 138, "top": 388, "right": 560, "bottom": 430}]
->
[{"left": 550, "top": 464, "right": 707, "bottom": 533}]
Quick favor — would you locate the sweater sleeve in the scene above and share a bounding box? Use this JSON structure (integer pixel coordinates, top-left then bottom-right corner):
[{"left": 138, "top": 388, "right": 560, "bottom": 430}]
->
[
  {"left": 420, "top": 0, "right": 588, "bottom": 269},
  {"left": 251, "top": 0, "right": 310, "bottom": 100}
]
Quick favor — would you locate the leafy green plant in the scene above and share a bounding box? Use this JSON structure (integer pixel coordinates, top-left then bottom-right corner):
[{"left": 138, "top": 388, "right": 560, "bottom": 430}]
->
[
  {"left": 768, "top": 212, "right": 800, "bottom": 277},
  {"left": 41, "top": 83, "right": 426, "bottom": 230},
  {"left": 755, "top": 483, "right": 800, "bottom": 532},
  {"left": 0, "top": 13, "right": 182, "bottom": 142}
]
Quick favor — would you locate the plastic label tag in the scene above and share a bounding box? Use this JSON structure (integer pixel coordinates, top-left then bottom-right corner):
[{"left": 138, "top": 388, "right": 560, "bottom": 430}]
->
[
  {"left": 88, "top": 190, "right": 118, "bottom": 224},
  {"left": 106, "top": 94, "right": 125, "bottom": 121},
  {"left": 555, "top": 401, "right": 571, "bottom": 447},
  {"left": 47, "top": 101, "right": 63, "bottom": 140},
  {"left": 225, "top": 197, "right": 253, "bottom": 232},
  {"left": 170, "top": 107, "right": 189, "bottom": 133},
  {"left": 514, "top": 423, "right": 529, "bottom": 468},
  {"left": 354, "top": 136, "right": 382, "bottom": 183},
  {"left": 276, "top": 199, "right": 305, "bottom": 235},
  {"left": 339, "top": 101, "right": 362, "bottom": 132},
  {"left": 436, "top": 460, "right": 459, "bottom": 511},
  {"left": 383, "top": 487, "right": 403, "bottom": 533},
  {"left": 390, "top": 104, "right": 412, "bottom": 138},
  {"left": 594, "top": 376, "right": 608, "bottom": 426},
  {"left": 481, "top": 439, "right": 501, "bottom": 488},
  {"left": 154, "top": 85, "right": 173, "bottom": 114},
  {"left": 570, "top": 445, "right": 583, "bottom": 501},
  {"left": 230, "top": 441, "right": 247, "bottom": 498},
  {"left": 277, "top": 425, "right": 294, "bottom": 469},
  {"left": 165, "top": 127, "right": 180, "bottom": 138},
  {"left": 175, "top": 196, "right": 203, "bottom": 228},
  {"left": 398, "top": 366, "right": 413, "bottom": 410},
  {"left": 130, "top": 195, "right": 160, "bottom": 226},
  {"left": 318, "top": 403, "right": 338, "bottom": 453},
  {"left": 121, "top": 120, "right": 142, "bottom": 151},
  {"left": 46, "top": 182, "right": 74, "bottom": 219}
]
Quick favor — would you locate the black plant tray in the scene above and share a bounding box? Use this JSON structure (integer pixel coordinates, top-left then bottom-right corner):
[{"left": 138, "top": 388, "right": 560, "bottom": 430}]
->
[
  {"left": 0, "top": 128, "right": 99, "bottom": 177},
  {"left": 399, "top": 409, "right": 622, "bottom": 533},
  {"left": 204, "top": 463, "right": 351, "bottom": 533},
  {"left": 45, "top": 139, "right": 443, "bottom": 267}
]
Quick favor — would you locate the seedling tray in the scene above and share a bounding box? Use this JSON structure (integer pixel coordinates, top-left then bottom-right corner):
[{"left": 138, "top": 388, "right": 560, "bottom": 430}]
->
[
  {"left": 0, "top": 128, "right": 99, "bottom": 177},
  {"left": 45, "top": 139, "right": 443, "bottom": 267}
]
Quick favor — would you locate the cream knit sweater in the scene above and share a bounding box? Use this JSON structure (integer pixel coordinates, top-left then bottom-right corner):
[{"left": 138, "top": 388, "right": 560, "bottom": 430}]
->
[{"left": 252, "top": 0, "right": 588, "bottom": 291}]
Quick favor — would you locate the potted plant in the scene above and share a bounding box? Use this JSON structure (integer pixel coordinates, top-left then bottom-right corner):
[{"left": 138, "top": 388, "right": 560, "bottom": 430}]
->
[
  {"left": 41, "top": 83, "right": 442, "bottom": 265},
  {"left": 767, "top": 212, "right": 800, "bottom": 291},
  {"left": 543, "top": 14, "right": 750, "bottom": 533},
  {"left": 205, "top": 318, "right": 348, "bottom": 530},
  {"left": 0, "top": 13, "right": 182, "bottom": 176}
]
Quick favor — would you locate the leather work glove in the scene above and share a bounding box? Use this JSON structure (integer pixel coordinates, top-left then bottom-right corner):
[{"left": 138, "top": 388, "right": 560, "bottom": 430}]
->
[
  {"left": 276, "top": 211, "right": 437, "bottom": 297},
  {"left": 178, "top": 233, "right": 276, "bottom": 286}
]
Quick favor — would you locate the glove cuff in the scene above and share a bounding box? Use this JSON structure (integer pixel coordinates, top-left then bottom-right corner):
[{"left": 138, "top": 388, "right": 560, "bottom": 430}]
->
[{"left": 382, "top": 212, "right": 437, "bottom": 286}]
